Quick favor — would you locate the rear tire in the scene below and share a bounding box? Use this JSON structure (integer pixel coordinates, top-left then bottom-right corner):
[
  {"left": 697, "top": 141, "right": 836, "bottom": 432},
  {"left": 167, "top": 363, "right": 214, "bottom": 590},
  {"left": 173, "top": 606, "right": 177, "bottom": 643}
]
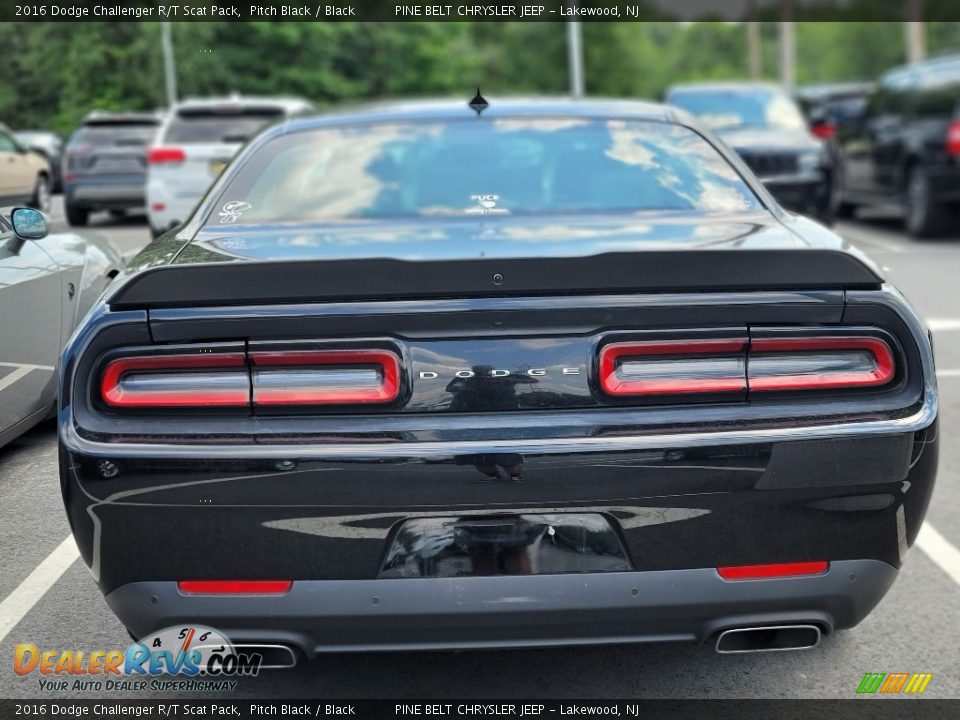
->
[
  {"left": 29, "top": 174, "right": 51, "bottom": 214},
  {"left": 65, "top": 202, "right": 89, "bottom": 227},
  {"left": 905, "top": 165, "right": 946, "bottom": 238},
  {"left": 835, "top": 201, "right": 857, "bottom": 219}
]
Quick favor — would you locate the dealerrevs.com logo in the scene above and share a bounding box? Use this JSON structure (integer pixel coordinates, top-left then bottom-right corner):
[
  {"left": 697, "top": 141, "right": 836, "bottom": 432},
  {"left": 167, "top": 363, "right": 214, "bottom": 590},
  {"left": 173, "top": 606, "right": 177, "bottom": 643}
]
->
[{"left": 15, "top": 625, "right": 271, "bottom": 693}]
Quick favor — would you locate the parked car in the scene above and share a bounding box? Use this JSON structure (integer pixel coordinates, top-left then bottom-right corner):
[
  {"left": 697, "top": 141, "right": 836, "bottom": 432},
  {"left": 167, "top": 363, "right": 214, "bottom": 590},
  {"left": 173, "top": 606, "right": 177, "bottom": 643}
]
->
[
  {"left": 146, "top": 96, "right": 314, "bottom": 236},
  {"left": 666, "top": 82, "right": 836, "bottom": 224},
  {"left": 15, "top": 130, "right": 64, "bottom": 193},
  {"left": 63, "top": 112, "right": 163, "bottom": 226},
  {"left": 0, "top": 123, "right": 53, "bottom": 212},
  {"left": 796, "top": 82, "right": 874, "bottom": 137},
  {"left": 60, "top": 99, "right": 937, "bottom": 655},
  {"left": 835, "top": 53, "right": 960, "bottom": 237},
  {"left": 0, "top": 207, "right": 122, "bottom": 448}
]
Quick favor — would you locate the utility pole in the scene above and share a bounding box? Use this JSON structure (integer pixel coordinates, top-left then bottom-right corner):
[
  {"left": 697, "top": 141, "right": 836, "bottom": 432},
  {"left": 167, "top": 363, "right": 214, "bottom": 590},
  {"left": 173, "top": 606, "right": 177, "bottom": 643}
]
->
[
  {"left": 746, "top": 0, "right": 762, "bottom": 80},
  {"left": 905, "top": 0, "right": 927, "bottom": 63},
  {"left": 161, "top": 22, "right": 178, "bottom": 108},
  {"left": 747, "top": 22, "right": 763, "bottom": 80},
  {"left": 567, "top": 21, "right": 585, "bottom": 97},
  {"left": 778, "top": 1, "right": 795, "bottom": 91}
]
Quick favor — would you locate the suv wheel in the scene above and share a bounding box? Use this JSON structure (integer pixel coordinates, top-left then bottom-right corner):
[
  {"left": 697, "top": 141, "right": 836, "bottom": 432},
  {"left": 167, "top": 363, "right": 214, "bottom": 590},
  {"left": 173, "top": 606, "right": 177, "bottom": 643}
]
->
[
  {"left": 65, "top": 202, "right": 89, "bottom": 227},
  {"left": 30, "top": 175, "right": 51, "bottom": 214},
  {"left": 905, "top": 165, "right": 946, "bottom": 238}
]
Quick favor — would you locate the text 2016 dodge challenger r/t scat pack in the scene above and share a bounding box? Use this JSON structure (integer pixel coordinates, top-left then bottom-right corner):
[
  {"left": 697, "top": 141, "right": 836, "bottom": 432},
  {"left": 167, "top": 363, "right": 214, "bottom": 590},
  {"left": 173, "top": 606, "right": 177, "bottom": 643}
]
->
[{"left": 59, "top": 99, "right": 937, "bottom": 655}]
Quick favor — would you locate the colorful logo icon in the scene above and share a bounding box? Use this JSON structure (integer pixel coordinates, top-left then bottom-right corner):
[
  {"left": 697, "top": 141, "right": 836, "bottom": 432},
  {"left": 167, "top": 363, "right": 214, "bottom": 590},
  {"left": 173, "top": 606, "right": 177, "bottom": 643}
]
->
[
  {"left": 15, "top": 625, "right": 263, "bottom": 678},
  {"left": 856, "top": 672, "right": 933, "bottom": 695}
]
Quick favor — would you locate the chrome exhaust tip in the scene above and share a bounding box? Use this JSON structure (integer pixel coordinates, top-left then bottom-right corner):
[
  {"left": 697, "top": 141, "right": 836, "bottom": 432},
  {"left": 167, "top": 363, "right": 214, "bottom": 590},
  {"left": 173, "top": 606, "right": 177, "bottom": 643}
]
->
[{"left": 715, "top": 624, "right": 821, "bottom": 654}]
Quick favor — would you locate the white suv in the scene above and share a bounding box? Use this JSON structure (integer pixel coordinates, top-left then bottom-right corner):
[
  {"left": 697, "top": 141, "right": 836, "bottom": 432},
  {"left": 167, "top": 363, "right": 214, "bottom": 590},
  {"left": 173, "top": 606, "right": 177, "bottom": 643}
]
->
[{"left": 146, "top": 96, "right": 313, "bottom": 236}]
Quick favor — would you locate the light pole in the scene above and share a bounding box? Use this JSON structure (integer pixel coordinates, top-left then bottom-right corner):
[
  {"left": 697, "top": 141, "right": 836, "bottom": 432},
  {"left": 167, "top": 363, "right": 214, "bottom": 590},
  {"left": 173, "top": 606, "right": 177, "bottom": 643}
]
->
[
  {"left": 778, "top": 1, "right": 795, "bottom": 92},
  {"left": 161, "top": 22, "right": 178, "bottom": 108},
  {"left": 567, "top": 21, "right": 585, "bottom": 97}
]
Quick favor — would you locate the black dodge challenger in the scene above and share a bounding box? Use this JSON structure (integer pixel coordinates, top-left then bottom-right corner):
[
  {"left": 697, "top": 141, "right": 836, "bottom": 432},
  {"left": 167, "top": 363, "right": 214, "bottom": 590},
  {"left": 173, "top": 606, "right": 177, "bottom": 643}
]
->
[{"left": 59, "top": 99, "right": 938, "bottom": 656}]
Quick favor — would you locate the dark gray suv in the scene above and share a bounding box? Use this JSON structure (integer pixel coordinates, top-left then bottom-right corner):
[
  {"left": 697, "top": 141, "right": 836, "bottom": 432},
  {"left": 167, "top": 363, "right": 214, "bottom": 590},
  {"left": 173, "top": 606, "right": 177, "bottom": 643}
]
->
[{"left": 63, "top": 112, "right": 162, "bottom": 226}]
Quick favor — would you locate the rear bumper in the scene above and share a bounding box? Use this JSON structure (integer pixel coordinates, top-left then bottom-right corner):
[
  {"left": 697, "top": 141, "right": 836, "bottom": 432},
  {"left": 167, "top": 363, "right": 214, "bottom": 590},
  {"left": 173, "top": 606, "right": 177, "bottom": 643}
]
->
[
  {"left": 67, "top": 181, "right": 145, "bottom": 209},
  {"left": 146, "top": 181, "right": 204, "bottom": 231},
  {"left": 106, "top": 559, "right": 897, "bottom": 654}
]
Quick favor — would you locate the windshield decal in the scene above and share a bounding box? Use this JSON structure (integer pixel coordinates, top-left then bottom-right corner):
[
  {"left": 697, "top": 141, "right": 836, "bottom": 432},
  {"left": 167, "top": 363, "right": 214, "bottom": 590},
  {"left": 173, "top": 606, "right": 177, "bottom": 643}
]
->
[
  {"left": 218, "top": 200, "right": 252, "bottom": 224},
  {"left": 466, "top": 194, "right": 509, "bottom": 215}
]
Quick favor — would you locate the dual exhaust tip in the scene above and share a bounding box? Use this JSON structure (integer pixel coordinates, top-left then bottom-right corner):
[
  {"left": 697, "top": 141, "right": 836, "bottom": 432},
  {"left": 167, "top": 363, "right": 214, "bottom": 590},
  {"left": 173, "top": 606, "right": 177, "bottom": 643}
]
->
[{"left": 715, "top": 624, "right": 822, "bottom": 654}]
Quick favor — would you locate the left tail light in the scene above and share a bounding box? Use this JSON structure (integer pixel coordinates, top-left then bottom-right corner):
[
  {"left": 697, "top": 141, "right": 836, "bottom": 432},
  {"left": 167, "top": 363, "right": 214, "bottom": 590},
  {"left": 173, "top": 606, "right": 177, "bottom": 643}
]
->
[
  {"left": 148, "top": 146, "right": 186, "bottom": 164},
  {"left": 249, "top": 349, "right": 400, "bottom": 406},
  {"left": 946, "top": 120, "right": 960, "bottom": 157},
  {"left": 100, "top": 352, "right": 249, "bottom": 408}
]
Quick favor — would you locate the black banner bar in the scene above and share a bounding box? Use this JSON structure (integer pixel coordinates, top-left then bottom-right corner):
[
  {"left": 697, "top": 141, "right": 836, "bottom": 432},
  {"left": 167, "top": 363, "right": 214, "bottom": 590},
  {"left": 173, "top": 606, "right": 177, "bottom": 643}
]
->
[
  {"left": 5, "top": 0, "right": 960, "bottom": 23},
  {"left": 1, "top": 700, "right": 957, "bottom": 720}
]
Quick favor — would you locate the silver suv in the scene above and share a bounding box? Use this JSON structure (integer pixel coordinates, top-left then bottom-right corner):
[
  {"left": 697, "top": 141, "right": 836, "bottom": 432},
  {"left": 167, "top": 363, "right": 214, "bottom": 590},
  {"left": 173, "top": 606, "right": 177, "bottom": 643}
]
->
[{"left": 146, "top": 96, "right": 314, "bottom": 236}]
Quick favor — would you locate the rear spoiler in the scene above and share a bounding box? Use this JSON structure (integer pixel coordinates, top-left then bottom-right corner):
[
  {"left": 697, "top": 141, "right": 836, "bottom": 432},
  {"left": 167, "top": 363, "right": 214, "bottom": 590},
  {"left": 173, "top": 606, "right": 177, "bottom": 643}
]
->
[{"left": 107, "top": 250, "right": 883, "bottom": 310}]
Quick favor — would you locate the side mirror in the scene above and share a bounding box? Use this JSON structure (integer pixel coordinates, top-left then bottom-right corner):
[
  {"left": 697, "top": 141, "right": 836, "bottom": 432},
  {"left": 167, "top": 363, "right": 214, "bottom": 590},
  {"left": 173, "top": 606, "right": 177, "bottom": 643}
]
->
[{"left": 10, "top": 207, "right": 48, "bottom": 240}]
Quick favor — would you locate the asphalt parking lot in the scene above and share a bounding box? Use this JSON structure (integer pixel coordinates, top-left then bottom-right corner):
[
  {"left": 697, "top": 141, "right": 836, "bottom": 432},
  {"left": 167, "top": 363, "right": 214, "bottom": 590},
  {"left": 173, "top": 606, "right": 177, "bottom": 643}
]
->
[{"left": 1, "top": 201, "right": 959, "bottom": 699}]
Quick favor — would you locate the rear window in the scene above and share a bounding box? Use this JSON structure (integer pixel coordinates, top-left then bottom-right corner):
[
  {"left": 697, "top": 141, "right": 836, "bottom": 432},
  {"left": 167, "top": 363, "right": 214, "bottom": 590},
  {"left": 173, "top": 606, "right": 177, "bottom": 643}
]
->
[
  {"left": 208, "top": 118, "right": 760, "bottom": 225},
  {"left": 164, "top": 108, "right": 284, "bottom": 144},
  {"left": 72, "top": 122, "right": 158, "bottom": 147},
  {"left": 668, "top": 89, "right": 807, "bottom": 132}
]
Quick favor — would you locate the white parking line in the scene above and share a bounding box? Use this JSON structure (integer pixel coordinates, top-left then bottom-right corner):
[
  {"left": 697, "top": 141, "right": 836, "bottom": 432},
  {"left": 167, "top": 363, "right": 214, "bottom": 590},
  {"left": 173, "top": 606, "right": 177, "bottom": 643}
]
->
[
  {"left": 0, "top": 362, "right": 55, "bottom": 394},
  {"left": 916, "top": 523, "right": 960, "bottom": 588},
  {"left": 938, "top": 369, "right": 960, "bottom": 378},
  {"left": 0, "top": 535, "right": 79, "bottom": 644},
  {"left": 928, "top": 319, "right": 960, "bottom": 332}
]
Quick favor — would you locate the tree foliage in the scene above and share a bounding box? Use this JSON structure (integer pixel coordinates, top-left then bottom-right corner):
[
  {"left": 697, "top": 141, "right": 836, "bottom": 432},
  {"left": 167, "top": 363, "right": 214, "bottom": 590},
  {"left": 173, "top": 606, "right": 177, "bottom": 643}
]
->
[{"left": 0, "top": 21, "right": 954, "bottom": 135}]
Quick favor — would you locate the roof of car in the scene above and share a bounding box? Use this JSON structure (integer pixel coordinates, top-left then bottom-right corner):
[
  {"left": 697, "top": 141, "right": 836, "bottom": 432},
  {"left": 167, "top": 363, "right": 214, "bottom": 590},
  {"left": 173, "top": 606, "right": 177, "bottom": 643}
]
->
[
  {"left": 280, "top": 96, "right": 676, "bottom": 134},
  {"left": 82, "top": 111, "right": 163, "bottom": 125},
  {"left": 666, "top": 82, "right": 785, "bottom": 95},
  {"left": 173, "top": 95, "right": 314, "bottom": 113}
]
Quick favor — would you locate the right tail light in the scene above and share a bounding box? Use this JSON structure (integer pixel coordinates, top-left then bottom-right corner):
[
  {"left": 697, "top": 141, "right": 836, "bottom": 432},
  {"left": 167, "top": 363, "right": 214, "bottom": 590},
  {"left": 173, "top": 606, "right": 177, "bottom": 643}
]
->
[
  {"left": 747, "top": 336, "right": 894, "bottom": 391},
  {"left": 598, "top": 331, "right": 897, "bottom": 399}
]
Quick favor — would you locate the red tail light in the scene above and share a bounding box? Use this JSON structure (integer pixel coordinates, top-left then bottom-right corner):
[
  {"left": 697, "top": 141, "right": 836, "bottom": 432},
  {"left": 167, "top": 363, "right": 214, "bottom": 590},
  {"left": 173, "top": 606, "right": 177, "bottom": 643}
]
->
[
  {"left": 178, "top": 580, "right": 292, "bottom": 595},
  {"left": 100, "top": 353, "right": 248, "bottom": 408},
  {"left": 748, "top": 336, "right": 895, "bottom": 391},
  {"left": 810, "top": 121, "right": 836, "bottom": 140},
  {"left": 718, "top": 561, "right": 829, "bottom": 580},
  {"left": 148, "top": 146, "right": 186, "bottom": 164},
  {"left": 947, "top": 121, "right": 960, "bottom": 157},
  {"left": 599, "top": 333, "right": 895, "bottom": 399},
  {"left": 599, "top": 338, "right": 748, "bottom": 396},
  {"left": 250, "top": 349, "right": 401, "bottom": 406}
]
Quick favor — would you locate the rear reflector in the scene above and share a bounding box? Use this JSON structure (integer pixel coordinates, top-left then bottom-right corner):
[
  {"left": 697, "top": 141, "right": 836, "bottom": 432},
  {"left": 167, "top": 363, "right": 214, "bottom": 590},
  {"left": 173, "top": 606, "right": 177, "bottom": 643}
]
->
[
  {"left": 148, "top": 146, "right": 186, "bottom": 164},
  {"left": 717, "top": 561, "right": 829, "bottom": 580},
  {"left": 100, "top": 353, "right": 248, "bottom": 408},
  {"left": 177, "top": 580, "right": 292, "bottom": 595},
  {"left": 250, "top": 349, "right": 400, "bottom": 406},
  {"left": 748, "top": 336, "right": 894, "bottom": 391},
  {"left": 599, "top": 339, "right": 747, "bottom": 396}
]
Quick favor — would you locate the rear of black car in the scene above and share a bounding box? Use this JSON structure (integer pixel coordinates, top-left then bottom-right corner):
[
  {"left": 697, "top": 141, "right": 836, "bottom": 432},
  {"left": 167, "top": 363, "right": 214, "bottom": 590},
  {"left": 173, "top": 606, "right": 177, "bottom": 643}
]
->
[
  {"left": 58, "top": 103, "right": 938, "bottom": 655},
  {"left": 63, "top": 112, "right": 161, "bottom": 226}
]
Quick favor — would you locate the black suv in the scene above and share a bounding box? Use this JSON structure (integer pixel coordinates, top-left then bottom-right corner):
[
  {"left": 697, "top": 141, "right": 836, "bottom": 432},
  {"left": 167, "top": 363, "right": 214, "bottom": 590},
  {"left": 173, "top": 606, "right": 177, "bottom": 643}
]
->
[
  {"left": 63, "top": 112, "right": 161, "bottom": 226},
  {"left": 837, "top": 53, "right": 960, "bottom": 237}
]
